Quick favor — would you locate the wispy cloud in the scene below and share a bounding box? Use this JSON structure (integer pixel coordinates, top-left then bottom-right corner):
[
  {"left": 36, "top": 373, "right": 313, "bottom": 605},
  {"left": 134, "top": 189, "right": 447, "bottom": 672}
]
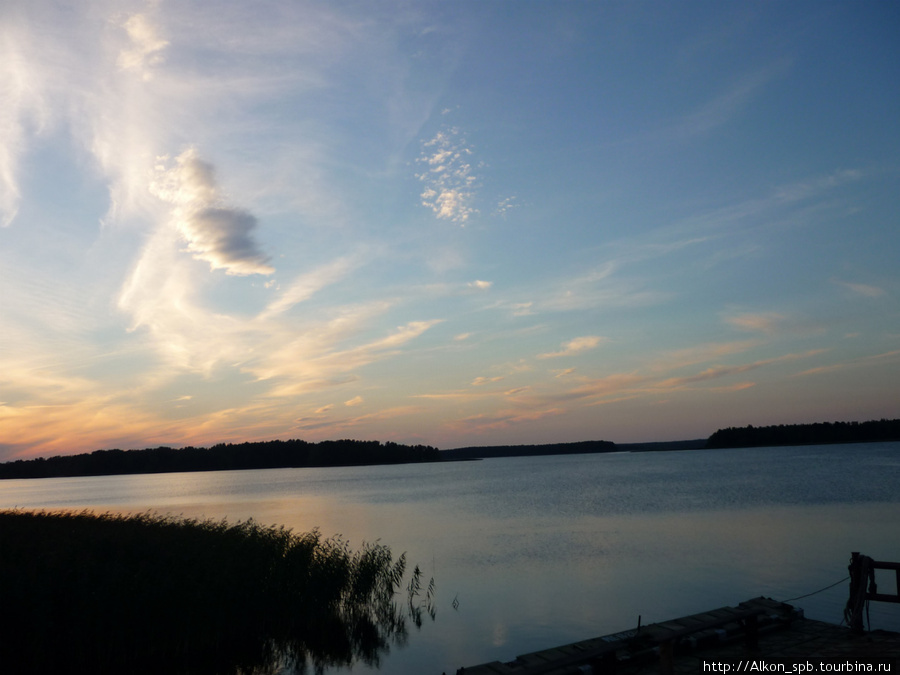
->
[
  {"left": 447, "top": 407, "right": 565, "bottom": 433},
  {"left": 711, "top": 382, "right": 757, "bottom": 393},
  {"left": 511, "top": 302, "right": 535, "bottom": 316},
  {"left": 652, "top": 340, "right": 761, "bottom": 373},
  {"left": 292, "top": 405, "right": 424, "bottom": 435},
  {"left": 117, "top": 13, "right": 168, "bottom": 78},
  {"left": 652, "top": 350, "right": 825, "bottom": 390},
  {"left": 259, "top": 318, "right": 443, "bottom": 398},
  {"left": 796, "top": 349, "right": 900, "bottom": 377},
  {"left": 0, "top": 11, "right": 54, "bottom": 228},
  {"left": 472, "top": 376, "right": 504, "bottom": 386},
  {"left": 724, "top": 312, "right": 786, "bottom": 334},
  {"left": 638, "top": 168, "right": 866, "bottom": 258},
  {"left": 832, "top": 278, "right": 886, "bottom": 299},
  {"left": 773, "top": 169, "right": 863, "bottom": 204},
  {"left": 676, "top": 64, "right": 785, "bottom": 138},
  {"left": 795, "top": 364, "right": 845, "bottom": 377},
  {"left": 557, "top": 373, "right": 649, "bottom": 403},
  {"left": 259, "top": 256, "right": 358, "bottom": 320},
  {"left": 722, "top": 311, "right": 827, "bottom": 337},
  {"left": 429, "top": 343, "right": 827, "bottom": 437},
  {"left": 415, "top": 391, "right": 496, "bottom": 401},
  {"left": 490, "top": 260, "right": 669, "bottom": 319},
  {"left": 538, "top": 336, "right": 606, "bottom": 359}
]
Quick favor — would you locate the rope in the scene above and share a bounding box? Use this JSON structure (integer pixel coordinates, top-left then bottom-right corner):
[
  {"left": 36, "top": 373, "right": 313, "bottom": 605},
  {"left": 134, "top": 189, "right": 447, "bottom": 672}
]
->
[{"left": 780, "top": 576, "right": 850, "bottom": 603}]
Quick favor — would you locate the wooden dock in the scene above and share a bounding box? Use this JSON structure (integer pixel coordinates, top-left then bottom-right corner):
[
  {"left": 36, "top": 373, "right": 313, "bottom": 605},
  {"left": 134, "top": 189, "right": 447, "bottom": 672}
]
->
[{"left": 455, "top": 597, "right": 900, "bottom": 675}]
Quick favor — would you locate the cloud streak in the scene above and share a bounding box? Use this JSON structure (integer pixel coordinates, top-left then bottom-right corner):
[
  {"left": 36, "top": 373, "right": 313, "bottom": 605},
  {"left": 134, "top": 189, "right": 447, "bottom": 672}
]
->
[
  {"left": 652, "top": 350, "right": 826, "bottom": 390},
  {"left": 676, "top": 64, "right": 785, "bottom": 138},
  {"left": 832, "top": 278, "right": 887, "bottom": 299},
  {"left": 258, "top": 318, "right": 443, "bottom": 398},
  {"left": 724, "top": 312, "right": 786, "bottom": 334},
  {"left": 259, "top": 257, "right": 358, "bottom": 320},
  {"left": 538, "top": 336, "right": 606, "bottom": 359}
]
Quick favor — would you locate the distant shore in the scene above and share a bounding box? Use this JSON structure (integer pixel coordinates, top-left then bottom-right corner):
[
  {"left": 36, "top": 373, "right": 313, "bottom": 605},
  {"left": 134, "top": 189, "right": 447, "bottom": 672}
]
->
[
  {"left": 2, "top": 418, "right": 897, "bottom": 480},
  {"left": 0, "top": 438, "right": 440, "bottom": 481},
  {"left": 440, "top": 438, "right": 708, "bottom": 460}
]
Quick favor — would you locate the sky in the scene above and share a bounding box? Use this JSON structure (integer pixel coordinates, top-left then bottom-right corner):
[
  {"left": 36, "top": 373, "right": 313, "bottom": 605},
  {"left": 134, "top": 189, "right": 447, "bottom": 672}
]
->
[{"left": 1, "top": 1, "right": 898, "bottom": 460}]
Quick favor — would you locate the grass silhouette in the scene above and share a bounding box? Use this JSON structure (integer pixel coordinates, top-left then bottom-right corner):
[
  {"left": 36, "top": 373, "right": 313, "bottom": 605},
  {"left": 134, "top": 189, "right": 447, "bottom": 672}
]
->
[{"left": 0, "top": 509, "right": 432, "bottom": 674}]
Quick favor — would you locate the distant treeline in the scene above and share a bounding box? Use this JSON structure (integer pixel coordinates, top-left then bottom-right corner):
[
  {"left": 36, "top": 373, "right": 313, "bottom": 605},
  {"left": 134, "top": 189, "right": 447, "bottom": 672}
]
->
[
  {"left": 442, "top": 439, "right": 616, "bottom": 460},
  {"left": 0, "top": 439, "right": 440, "bottom": 480},
  {"left": 706, "top": 418, "right": 900, "bottom": 449}
]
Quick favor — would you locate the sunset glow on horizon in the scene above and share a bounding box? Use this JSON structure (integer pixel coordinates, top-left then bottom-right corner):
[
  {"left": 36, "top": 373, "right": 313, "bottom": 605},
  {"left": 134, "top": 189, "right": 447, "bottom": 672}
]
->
[{"left": 1, "top": 2, "right": 898, "bottom": 460}]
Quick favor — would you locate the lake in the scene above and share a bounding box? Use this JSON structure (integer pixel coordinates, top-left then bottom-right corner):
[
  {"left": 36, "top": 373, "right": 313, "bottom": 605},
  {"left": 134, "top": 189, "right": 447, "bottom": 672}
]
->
[{"left": 2, "top": 442, "right": 899, "bottom": 674}]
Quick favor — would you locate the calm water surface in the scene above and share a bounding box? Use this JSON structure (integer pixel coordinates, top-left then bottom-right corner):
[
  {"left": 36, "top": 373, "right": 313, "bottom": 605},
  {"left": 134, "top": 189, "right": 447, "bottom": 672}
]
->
[{"left": 2, "top": 442, "right": 899, "bottom": 674}]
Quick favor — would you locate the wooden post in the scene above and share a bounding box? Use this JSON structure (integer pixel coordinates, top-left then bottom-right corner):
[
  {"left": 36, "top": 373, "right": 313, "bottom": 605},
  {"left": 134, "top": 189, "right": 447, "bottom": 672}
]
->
[{"left": 847, "top": 552, "right": 871, "bottom": 634}]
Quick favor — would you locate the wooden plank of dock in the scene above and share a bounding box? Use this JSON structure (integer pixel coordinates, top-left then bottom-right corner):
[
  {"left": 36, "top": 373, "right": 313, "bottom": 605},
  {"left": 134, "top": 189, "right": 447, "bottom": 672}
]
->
[{"left": 455, "top": 597, "right": 900, "bottom": 675}]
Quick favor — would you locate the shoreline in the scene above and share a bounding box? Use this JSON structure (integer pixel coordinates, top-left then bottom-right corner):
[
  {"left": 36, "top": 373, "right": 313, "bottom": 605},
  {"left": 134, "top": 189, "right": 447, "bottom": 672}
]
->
[{"left": 2, "top": 424, "right": 898, "bottom": 481}]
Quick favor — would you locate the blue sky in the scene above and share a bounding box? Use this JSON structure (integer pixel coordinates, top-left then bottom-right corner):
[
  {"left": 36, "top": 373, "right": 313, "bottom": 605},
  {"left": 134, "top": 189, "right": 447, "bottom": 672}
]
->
[{"left": 1, "top": 1, "right": 898, "bottom": 459}]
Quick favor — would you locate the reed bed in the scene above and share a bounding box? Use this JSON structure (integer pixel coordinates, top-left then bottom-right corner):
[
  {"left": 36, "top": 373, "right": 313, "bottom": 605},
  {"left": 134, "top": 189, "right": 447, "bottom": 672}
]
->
[{"left": 0, "top": 509, "right": 433, "bottom": 674}]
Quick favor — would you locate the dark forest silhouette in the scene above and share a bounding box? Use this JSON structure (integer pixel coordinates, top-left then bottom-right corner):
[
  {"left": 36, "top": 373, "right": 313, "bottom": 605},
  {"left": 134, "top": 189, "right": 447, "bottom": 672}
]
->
[
  {"left": 441, "top": 439, "right": 616, "bottom": 460},
  {"left": 0, "top": 439, "right": 440, "bottom": 480},
  {"left": 705, "top": 418, "right": 900, "bottom": 448}
]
